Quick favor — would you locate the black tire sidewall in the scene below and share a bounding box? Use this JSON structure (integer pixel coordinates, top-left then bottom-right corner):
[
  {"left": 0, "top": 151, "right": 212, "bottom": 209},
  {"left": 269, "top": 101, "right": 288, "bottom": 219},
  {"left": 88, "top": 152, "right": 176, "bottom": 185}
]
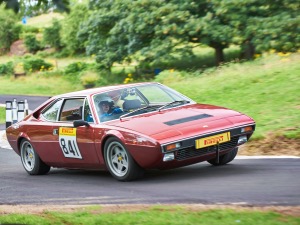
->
[
  {"left": 20, "top": 139, "right": 50, "bottom": 175},
  {"left": 207, "top": 147, "right": 238, "bottom": 166}
]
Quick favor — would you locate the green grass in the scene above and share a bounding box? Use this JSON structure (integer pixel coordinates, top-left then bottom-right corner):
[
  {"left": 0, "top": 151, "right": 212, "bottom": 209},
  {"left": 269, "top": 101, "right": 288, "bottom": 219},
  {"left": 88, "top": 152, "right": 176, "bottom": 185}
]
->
[
  {"left": 0, "top": 107, "right": 4, "bottom": 123},
  {"left": 22, "top": 12, "right": 65, "bottom": 28},
  {"left": 164, "top": 53, "right": 300, "bottom": 139},
  {"left": 0, "top": 207, "right": 299, "bottom": 225},
  {"left": 0, "top": 73, "right": 82, "bottom": 96}
]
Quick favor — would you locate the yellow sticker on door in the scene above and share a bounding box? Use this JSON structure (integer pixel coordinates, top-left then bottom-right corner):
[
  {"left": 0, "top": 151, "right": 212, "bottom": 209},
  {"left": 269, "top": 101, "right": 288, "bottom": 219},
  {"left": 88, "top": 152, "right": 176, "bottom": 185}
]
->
[
  {"left": 59, "top": 127, "right": 82, "bottom": 159},
  {"left": 59, "top": 127, "right": 76, "bottom": 136}
]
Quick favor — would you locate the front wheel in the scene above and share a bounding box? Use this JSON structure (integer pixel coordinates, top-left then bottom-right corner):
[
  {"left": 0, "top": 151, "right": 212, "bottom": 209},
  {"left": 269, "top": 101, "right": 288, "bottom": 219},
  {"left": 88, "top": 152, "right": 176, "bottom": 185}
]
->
[
  {"left": 207, "top": 147, "right": 238, "bottom": 166},
  {"left": 20, "top": 139, "right": 50, "bottom": 175},
  {"left": 104, "top": 137, "right": 144, "bottom": 181}
]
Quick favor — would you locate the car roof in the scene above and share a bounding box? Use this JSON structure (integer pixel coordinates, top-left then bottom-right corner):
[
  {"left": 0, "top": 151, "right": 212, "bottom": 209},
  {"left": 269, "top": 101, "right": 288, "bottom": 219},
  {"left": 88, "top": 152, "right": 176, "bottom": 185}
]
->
[{"left": 56, "top": 82, "right": 159, "bottom": 98}]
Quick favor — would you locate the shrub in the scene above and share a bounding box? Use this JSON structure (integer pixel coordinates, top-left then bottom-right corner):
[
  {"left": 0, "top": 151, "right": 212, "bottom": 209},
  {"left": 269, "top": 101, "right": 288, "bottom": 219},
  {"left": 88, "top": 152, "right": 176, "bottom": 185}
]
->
[
  {"left": 23, "top": 57, "right": 53, "bottom": 72},
  {"left": 64, "top": 62, "right": 89, "bottom": 75},
  {"left": 21, "top": 25, "right": 40, "bottom": 34},
  {"left": 43, "top": 19, "right": 62, "bottom": 50},
  {"left": 0, "top": 61, "right": 14, "bottom": 75},
  {"left": 24, "top": 33, "right": 41, "bottom": 53},
  {"left": 80, "top": 71, "right": 99, "bottom": 87}
]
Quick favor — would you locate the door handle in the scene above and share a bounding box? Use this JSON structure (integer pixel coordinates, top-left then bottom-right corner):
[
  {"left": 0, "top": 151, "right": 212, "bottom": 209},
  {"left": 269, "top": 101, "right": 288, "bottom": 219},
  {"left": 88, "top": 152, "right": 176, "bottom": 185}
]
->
[{"left": 53, "top": 129, "right": 58, "bottom": 135}]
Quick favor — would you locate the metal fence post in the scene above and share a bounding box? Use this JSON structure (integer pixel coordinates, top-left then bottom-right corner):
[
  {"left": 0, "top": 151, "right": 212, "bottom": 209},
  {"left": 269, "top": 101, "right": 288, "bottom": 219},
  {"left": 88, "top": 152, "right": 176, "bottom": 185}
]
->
[{"left": 5, "top": 101, "right": 13, "bottom": 128}]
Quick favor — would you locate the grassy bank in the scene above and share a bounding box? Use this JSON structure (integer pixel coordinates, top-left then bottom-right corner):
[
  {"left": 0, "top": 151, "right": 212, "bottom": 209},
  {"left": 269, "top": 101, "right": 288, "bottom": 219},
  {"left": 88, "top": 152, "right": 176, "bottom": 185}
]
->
[
  {"left": 161, "top": 53, "right": 300, "bottom": 139},
  {"left": 0, "top": 53, "right": 299, "bottom": 139},
  {"left": 0, "top": 206, "right": 299, "bottom": 225}
]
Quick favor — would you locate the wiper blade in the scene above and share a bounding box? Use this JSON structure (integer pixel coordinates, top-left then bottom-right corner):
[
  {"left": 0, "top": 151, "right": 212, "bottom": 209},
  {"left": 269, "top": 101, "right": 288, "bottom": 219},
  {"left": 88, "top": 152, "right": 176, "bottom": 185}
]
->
[
  {"left": 119, "top": 105, "right": 159, "bottom": 120},
  {"left": 158, "top": 100, "right": 190, "bottom": 112}
]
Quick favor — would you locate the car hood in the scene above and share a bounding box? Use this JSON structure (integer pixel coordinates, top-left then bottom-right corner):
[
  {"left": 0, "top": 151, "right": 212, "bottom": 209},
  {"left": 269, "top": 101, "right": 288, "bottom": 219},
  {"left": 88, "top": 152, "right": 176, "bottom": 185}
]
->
[{"left": 107, "top": 104, "right": 253, "bottom": 143}]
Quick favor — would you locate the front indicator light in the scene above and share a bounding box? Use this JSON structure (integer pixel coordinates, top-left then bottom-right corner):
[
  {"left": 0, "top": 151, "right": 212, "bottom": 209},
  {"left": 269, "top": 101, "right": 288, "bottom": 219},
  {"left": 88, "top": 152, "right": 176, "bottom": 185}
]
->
[
  {"left": 165, "top": 143, "right": 181, "bottom": 151},
  {"left": 163, "top": 152, "right": 175, "bottom": 162},
  {"left": 238, "top": 135, "right": 248, "bottom": 145},
  {"left": 241, "top": 126, "right": 253, "bottom": 133}
]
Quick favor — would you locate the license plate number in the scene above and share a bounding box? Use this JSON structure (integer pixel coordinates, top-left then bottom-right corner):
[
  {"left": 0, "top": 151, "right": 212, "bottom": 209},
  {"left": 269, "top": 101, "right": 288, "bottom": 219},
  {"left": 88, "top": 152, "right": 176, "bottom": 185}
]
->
[{"left": 195, "top": 132, "right": 230, "bottom": 149}]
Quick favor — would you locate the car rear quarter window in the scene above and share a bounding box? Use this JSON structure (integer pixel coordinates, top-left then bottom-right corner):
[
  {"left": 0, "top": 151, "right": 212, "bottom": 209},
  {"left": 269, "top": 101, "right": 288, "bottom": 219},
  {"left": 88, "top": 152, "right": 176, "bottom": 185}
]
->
[{"left": 41, "top": 99, "right": 63, "bottom": 121}]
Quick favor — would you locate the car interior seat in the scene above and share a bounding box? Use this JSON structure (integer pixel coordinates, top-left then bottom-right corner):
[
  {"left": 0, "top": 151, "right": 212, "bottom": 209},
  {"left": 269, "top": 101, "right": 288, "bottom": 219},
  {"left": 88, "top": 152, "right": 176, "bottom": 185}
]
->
[{"left": 122, "top": 99, "right": 141, "bottom": 111}]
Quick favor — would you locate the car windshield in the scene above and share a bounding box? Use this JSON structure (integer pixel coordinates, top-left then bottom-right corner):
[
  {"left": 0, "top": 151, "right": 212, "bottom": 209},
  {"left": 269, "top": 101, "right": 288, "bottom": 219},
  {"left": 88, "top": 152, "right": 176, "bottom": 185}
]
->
[{"left": 92, "top": 83, "right": 194, "bottom": 123}]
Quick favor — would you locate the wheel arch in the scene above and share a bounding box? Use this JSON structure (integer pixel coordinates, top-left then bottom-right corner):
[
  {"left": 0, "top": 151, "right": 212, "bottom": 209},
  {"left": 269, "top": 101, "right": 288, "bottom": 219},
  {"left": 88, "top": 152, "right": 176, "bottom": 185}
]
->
[
  {"left": 17, "top": 134, "right": 31, "bottom": 154},
  {"left": 100, "top": 130, "right": 126, "bottom": 159}
]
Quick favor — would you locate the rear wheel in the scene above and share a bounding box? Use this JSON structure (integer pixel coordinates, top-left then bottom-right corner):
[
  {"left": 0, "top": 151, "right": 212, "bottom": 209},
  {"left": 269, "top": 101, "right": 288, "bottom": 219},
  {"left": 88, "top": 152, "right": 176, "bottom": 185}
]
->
[
  {"left": 20, "top": 139, "right": 50, "bottom": 175},
  {"left": 104, "top": 137, "right": 144, "bottom": 181},
  {"left": 207, "top": 147, "right": 238, "bottom": 166}
]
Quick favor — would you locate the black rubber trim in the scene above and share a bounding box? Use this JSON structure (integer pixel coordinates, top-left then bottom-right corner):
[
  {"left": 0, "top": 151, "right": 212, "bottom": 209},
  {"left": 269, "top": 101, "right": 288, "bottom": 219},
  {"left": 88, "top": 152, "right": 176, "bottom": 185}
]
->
[{"left": 164, "top": 114, "right": 213, "bottom": 126}]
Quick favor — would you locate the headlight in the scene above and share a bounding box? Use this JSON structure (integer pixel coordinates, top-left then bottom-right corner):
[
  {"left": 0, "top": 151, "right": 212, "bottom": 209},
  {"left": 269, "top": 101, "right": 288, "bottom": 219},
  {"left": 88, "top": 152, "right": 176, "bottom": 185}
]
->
[
  {"left": 238, "top": 135, "right": 248, "bottom": 145},
  {"left": 163, "top": 152, "right": 175, "bottom": 162}
]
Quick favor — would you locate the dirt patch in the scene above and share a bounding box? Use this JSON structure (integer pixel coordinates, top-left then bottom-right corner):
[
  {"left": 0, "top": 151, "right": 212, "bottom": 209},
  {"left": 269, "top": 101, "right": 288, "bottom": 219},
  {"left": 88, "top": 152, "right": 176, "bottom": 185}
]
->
[
  {"left": 10, "top": 40, "right": 28, "bottom": 56},
  {"left": 239, "top": 135, "right": 300, "bottom": 156},
  {"left": 0, "top": 204, "right": 299, "bottom": 217}
]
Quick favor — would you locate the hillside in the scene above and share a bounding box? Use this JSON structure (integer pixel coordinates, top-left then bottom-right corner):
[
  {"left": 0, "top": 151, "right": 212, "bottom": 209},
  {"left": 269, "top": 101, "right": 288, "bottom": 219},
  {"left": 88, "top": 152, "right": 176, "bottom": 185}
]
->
[{"left": 0, "top": 52, "right": 299, "bottom": 155}]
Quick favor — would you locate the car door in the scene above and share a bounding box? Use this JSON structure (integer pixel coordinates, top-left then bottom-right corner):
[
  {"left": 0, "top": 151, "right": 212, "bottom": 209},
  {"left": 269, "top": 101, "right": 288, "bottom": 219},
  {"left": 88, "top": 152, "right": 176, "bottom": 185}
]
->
[
  {"left": 52, "top": 97, "right": 101, "bottom": 168},
  {"left": 28, "top": 98, "right": 65, "bottom": 166}
]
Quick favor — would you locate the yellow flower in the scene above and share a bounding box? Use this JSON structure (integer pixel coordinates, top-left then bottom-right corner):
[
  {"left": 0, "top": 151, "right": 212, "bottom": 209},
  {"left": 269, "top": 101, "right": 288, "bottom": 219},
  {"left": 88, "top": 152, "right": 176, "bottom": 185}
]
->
[
  {"left": 278, "top": 52, "right": 290, "bottom": 57},
  {"left": 128, "top": 73, "right": 132, "bottom": 78},
  {"left": 254, "top": 54, "right": 261, "bottom": 59},
  {"left": 170, "top": 69, "right": 174, "bottom": 73},
  {"left": 269, "top": 49, "right": 276, "bottom": 54}
]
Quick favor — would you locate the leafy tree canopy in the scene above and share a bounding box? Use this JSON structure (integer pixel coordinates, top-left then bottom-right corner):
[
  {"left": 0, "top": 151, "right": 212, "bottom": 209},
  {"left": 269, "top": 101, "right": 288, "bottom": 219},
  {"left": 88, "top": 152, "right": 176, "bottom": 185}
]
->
[{"left": 0, "top": 0, "right": 70, "bottom": 15}]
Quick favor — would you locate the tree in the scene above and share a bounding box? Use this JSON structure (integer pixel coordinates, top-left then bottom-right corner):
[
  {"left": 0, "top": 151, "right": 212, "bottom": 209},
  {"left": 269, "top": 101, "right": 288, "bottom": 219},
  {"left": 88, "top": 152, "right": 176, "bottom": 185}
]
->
[
  {"left": 212, "top": 0, "right": 300, "bottom": 59},
  {"left": 0, "top": 0, "right": 70, "bottom": 15},
  {"left": 61, "top": 3, "right": 89, "bottom": 55},
  {"left": 78, "top": 0, "right": 133, "bottom": 71},
  {"left": 80, "top": 0, "right": 235, "bottom": 68},
  {"left": 80, "top": 0, "right": 299, "bottom": 70},
  {"left": 0, "top": 5, "right": 20, "bottom": 54}
]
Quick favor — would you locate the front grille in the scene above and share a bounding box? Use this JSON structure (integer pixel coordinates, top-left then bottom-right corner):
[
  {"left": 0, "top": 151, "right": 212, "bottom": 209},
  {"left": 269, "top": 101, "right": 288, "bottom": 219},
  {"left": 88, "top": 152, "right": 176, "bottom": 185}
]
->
[{"left": 175, "top": 136, "right": 239, "bottom": 161}]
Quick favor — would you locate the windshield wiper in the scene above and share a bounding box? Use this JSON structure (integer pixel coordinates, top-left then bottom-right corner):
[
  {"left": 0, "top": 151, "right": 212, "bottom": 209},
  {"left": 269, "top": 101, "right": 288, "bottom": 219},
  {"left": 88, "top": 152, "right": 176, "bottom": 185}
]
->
[
  {"left": 158, "top": 100, "right": 190, "bottom": 112},
  {"left": 120, "top": 105, "right": 160, "bottom": 120}
]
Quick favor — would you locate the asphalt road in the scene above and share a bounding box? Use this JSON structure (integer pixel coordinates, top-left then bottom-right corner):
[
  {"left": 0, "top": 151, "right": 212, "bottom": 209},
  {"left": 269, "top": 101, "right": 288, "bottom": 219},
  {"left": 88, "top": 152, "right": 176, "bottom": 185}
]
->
[
  {"left": 1, "top": 95, "right": 299, "bottom": 206},
  {"left": 0, "top": 147, "right": 299, "bottom": 206}
]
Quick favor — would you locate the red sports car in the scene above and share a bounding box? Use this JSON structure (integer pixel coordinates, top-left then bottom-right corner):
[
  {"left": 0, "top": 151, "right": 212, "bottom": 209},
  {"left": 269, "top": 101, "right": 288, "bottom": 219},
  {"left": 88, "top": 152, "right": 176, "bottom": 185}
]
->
[{"left": 6, "top": 82, "right": 255, "bottom": 181}]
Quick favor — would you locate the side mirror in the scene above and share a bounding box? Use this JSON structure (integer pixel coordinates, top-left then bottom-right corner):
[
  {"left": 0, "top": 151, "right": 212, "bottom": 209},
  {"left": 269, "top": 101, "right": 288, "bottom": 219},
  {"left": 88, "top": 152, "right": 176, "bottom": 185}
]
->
[{"left": 73, "top": 120, "right": 90, "bottom": 128}]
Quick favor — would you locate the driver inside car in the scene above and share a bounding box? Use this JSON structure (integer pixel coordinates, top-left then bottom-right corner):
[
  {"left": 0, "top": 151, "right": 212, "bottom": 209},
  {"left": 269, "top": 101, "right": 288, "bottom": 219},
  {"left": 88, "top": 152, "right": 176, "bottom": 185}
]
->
[{"left": 98, "top": 96, "right": 123, "bottom": 122}]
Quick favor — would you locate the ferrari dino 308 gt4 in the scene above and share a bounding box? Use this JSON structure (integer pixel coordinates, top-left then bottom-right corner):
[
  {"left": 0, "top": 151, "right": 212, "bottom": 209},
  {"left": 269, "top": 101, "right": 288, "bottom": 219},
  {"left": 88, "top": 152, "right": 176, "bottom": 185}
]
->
[{"left": 6, "top": 82, "right": 255, "bottom": 181}]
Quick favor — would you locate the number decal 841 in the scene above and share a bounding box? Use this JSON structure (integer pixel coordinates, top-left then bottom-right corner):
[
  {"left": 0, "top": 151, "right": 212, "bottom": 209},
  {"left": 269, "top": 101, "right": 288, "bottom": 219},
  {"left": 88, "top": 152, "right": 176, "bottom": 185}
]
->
[{"left": 59, "top": 127, "right": 82, "bottom": 159}]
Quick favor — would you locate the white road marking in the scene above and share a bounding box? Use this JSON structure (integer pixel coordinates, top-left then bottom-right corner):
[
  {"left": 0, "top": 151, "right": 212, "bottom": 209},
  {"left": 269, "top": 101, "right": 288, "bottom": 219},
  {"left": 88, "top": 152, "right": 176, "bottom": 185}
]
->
[{"left": 236, "top": 155, "right": 300, "bottom": 159}]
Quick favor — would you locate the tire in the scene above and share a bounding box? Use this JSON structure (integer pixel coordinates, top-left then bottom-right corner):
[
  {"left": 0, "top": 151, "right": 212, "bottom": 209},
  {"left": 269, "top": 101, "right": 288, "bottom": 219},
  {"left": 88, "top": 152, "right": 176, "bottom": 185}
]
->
[
  {"left": 104, "top": 137, "right": 144, "bottom": 181},
  {"left": 207, "top": 147, "right": 238, "bottom": 166},
  {"left": 20, "top": 139, "right": 50, "bottom": 175}
]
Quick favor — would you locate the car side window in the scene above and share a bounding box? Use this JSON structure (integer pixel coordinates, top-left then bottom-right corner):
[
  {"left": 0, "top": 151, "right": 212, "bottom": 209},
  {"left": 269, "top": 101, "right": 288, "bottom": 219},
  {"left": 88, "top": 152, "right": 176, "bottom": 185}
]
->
[
  {"left": 41, "top": 99, "right": 63, "bottom": 121},
  {"left": 59, "top": 98, "right": 84, "bottom": 122}
]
